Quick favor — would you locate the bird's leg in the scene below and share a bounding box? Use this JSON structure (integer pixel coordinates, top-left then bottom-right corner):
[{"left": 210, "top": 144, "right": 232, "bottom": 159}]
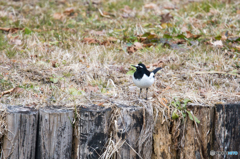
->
[
  {"left": 145, "top": 88, "right": 148, "bottom": 100},
  {"left": 139, "top": 88, "right": 142, "bottom": 98}
]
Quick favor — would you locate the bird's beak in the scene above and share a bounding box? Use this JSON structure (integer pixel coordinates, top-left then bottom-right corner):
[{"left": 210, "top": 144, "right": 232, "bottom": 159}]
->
[{"left": 131, "top": 65, "right": 138, "bottom": 68}]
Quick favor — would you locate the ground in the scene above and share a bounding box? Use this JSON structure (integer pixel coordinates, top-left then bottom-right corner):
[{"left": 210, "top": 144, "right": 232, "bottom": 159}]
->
[{"left": 0, "top": 0, "right": 240, "bottom": 121}]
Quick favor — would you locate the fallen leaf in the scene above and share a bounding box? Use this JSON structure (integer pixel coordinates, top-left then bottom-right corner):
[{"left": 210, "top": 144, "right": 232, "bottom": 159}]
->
[
  {"left": 82, "top": 38, "right": 100, "bottom": 44},
  {"left": 53, "top": 13, "right": 64, "bottom": 20},
  {"left": 181, "top": 26, "right": 188, "bottom": 33},
  {"left": 84, "top": 85, "right": 99, "bottom": 93},
  {"left": 121, "top": 6, "right": 135, "bottom": 18},
  {"left": 237, "top": 10, "right": 240, "bottom": 14},
  {"left": 152, "top": 60, "right": 164, "bottom": 67},
  {"left": 160, "top": 13, "right": 173, "bottom": 23},
  {"left": 211, "top": 40, "right": 223, "bottom": 47},
  {"left": 11, "top": 87, "right": 24, "bottom": 95},
  {"left": 133, "top": 42, "right": 142, "bottom": 50},
  {"left": 63, "top": 7, "right": 75, "bottom": 16},
  {"left": 144, "top": 3, "right": 158, "bottom": 9},
  {"left": 107, "top": 37, "right": 117, "bottom": 42},
  {"left": 127, "top": 46, "right": 137, "bottom": 54},
  {"left": 186, "top": 31, "right": 201, "bottom": 39},
  {"left": 235, "top": 45, "right": 240, "bottom": 51},
  {"left": 143, "top": 43, "right": 154, "bottom": 47},
  {"left": 51, "top": 61, "right": 59, "bottom": 68},
  {"left": 0, "top": 27, "right": 23, "bottom": 33},
  {"left": 163, "top": 4, "right": 176, "bottom": 10},
  {"left": 89, "top": 30, "right": 106, "bottom": 36}
]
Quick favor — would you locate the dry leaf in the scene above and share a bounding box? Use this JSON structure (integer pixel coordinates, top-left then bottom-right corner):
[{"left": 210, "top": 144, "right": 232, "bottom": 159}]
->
[
  {"left": 127, "top": 46, "right": 137, "bottom": 54},
  {"left": 160, "top": 13, "right": 173, "bottom": 23},
  {"left": 152, "top": 60, "right": 164, "bottom": 67},
  {"left": 211, "top": 40, "right": 223, "bottom": 47},
  {"left": 133, "top": 42, "right": 142, "bottom": 50},
  {"left": 107, "top": 37, "right": 117, "bottom": 42},
  {"left": 181, "top": 26, "right": 188, "bottom": 33},
  {"left": 0, "top": 27, "right": 23, "bottom": 33},
  {"left": 142, "top": 43, "right": 154, "bottom": 47},
  {"left": 121, "top": 6, "right": 135, "bottom": 18},
  {"left": 89, "top": 30, "right": 106, "bottom": 36},
  {"left": 11, "top": 87, "right": 24, "bottom": 95},
  {"left": 186, "top": 31, "right": 201, "bottom": 39},
  {"left": 82, "top": 38, "right": 100, "bottom": 44},
  {"left": 163, "top": 4, "right": 176, "bottom": 10},
  {"left": 235, "top": 45, "right": 240, "bottom": 51},
  {"left": 53, "top": 13, "right": 64, "bottom": 20},
  {"left": 237, "top": 10, "right": 240, "bottom": 14},
  {"left": 63, "top": 7, "right": 75, "bottom": 16},
  {"left": 84, "top": 85, "right": 99, "bottom": 93},
  {"left": 144, "top": 3, "right": 158, "bottom": 9},
  {"left": 10, "top": 37, "right": 22, "bottom": 45}
]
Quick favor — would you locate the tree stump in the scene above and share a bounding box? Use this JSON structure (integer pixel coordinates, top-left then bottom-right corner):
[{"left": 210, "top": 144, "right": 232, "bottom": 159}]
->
[
  {"left": 112, "top": 105, "right": 143, "bottom": 159},
  {"left": 152, "top": 109, "right": 174, "bottom": 159},
  {"left": 179, "top": 105, "right": 214, "bottom": 159},
  {"left": 213, "top": 104, "right": 240, "bottom": 159},
  {"left": 112, "top": 103, "right": 153, "bottom": 159},
  {"left": 72, "top": 105, "right": 112, "bottom": 159},
  {"left": 2, "top": 105, "right": 38, "bottom": 159},
  {"left": 36, "top": 106, "right": 73, "bottom": 159}
]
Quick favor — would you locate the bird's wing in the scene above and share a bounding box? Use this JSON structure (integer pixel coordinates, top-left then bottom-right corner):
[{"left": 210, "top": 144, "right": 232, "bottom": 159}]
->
[{"left": 152, "top": 67, "right": 162, "bottom": 74}]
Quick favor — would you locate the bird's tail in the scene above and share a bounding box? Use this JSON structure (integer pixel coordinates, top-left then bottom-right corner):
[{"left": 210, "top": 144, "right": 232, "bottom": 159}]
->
[{"left": 152, "top": 67, "right": 162, "bottom": 74}]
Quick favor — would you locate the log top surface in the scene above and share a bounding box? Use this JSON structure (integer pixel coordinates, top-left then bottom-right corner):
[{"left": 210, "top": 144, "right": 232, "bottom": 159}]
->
[
  {"left": 7, "top": 105, "right": 38, "bottom": 114},
  {"left": 39, "top": 106, "right": 73, "bottom": 113},
  {"left": 78, "top": 104, "right": 111, "bottom": 112}
]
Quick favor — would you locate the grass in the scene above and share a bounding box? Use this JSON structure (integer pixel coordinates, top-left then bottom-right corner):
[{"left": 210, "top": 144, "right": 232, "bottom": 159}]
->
[{"left": 0, "top": 0, "right": 239, "bottom": 113}]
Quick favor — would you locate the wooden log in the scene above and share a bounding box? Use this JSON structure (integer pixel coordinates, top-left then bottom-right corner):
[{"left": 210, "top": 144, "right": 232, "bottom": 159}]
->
[
  {"left": 213, "top": 104, "right": 240, "bottom": 159},
  {"left": 112, "top": 103, "right": 153, "bottom": 159},
  {"left": 2, "top": 105, "right": 38, "bottom": 159},
  {"left": 178, "top": 105, "right": 214, "bottom": 159},
  {"left": 36, "top": 106, "right": 73, "bottom": 159},
  {"left": 112, "top": 105, "right": 143, "bottom": 159},
  {"left": 72, "top": 105, "right": 112, "bottom": 159},
  {"left": 152, "top": 109, "right": 175, "bottom": 159}
]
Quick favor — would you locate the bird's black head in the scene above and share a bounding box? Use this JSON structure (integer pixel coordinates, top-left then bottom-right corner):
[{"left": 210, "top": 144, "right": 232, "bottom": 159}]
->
[{"left": 132, "top": 63, "right": 147, "bottom": 71}]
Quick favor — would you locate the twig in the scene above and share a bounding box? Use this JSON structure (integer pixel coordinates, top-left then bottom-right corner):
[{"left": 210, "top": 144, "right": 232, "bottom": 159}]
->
[
  {"left": 0, "top": 88, "right": 14, "bottom": 98},
  {"left": 157, "top": 97, "right": 170, "bottom": 109}
]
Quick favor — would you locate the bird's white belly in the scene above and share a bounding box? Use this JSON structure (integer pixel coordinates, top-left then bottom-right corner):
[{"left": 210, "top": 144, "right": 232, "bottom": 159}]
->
[{"left": 133, "top": 73, "right": 155, "bottom": 88}]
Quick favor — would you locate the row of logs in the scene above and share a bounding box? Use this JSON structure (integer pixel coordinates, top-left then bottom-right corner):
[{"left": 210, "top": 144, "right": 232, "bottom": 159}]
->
[{"left": 0, "top": 104, "right": 239, "bottom": 159}]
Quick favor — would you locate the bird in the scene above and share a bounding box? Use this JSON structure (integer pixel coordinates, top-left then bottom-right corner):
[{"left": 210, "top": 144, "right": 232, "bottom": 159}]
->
[{"left": 132, "top": 63, "right": 162, "bottom": 100}]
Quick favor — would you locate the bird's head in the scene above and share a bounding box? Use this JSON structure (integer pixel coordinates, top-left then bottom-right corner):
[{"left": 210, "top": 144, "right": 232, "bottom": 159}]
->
[{"left": 132, "top": 63, "right": 147, "bottom": 71}]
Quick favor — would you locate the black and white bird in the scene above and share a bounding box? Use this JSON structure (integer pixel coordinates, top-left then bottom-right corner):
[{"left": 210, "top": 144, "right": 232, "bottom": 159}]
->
[{"left": 132, "top": 63, "right": 162, "bottom": 100}]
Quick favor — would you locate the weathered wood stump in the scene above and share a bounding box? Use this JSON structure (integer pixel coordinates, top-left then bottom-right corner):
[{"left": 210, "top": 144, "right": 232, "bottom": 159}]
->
[
  {"left": 36, "top": 106, "right": 73, "bottom": 159},
  {"left": 112, "top": 103, "right": 153, "bottom": 159},
  {"left": 179, "top": 105, "right": 214, "bottom": 159},
  {"left": 72, "top": 105, "right": 112, "bottom": 159},
  {"left": 2, "top": 105, "right": 38, "bottom": 159},
  {"left": 213, "top": 104, "right": 240, "bottom": 159},
  {"left": 152, "top": 105, "right": 214, "bottom": 159},
  {"left": 152, "top": 109, "right": 174, "bottom": 159}
]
